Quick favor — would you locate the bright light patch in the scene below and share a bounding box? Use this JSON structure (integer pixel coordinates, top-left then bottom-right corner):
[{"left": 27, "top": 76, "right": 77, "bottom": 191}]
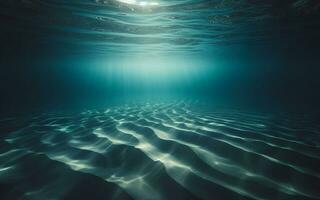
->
[
  {"left": 112, "top": 57, "right": 200, "bottom": 82},
  {"left": 84, "top": 54, "right": 211, "bottom": 94},
  {"left": 117, "top": 0, "right": 159, "bottom": 6}
]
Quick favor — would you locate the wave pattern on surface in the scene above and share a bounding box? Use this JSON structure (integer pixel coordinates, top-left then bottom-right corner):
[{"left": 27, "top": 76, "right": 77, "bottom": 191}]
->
[
  {"left": 1, "top": 102, "right": 320, "bottom": 200},
  {"left": 1, "top": 0, "right": 319, "bottom": 53}
]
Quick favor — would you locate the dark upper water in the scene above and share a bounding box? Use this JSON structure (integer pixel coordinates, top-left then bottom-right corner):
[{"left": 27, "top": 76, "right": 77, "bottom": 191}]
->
[
  {"left": 1, "top": 1, "right": 320, "bottom": 200},
  {"left": 1, "top": 0, "right": 320, "bottom": 114}
]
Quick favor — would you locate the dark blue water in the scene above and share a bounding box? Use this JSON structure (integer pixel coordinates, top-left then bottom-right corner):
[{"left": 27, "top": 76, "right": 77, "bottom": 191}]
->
[{"left": 1, "top": 1, "right": 320, "bottom": 200}]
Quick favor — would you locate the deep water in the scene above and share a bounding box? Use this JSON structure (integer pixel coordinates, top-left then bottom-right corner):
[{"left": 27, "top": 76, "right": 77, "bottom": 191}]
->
[{"left": 1, "top": 0, "right": 320, "bottom": 200}]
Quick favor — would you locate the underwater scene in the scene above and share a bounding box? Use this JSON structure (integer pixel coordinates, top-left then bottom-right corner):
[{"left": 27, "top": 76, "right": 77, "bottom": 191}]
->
[{"left": 1, "top": 0, "right": 320, "bottom": 200}]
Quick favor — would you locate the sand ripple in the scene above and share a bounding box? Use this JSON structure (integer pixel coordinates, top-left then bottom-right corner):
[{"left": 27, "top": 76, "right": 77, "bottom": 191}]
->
[{"left": 1, "top": 102, "right": 320, "bottom": 200}]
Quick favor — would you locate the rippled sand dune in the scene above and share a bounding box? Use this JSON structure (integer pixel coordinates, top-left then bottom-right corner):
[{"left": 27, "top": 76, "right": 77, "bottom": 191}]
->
[{"left": 0, "top": 102, "right": 320, "bottom": 200}]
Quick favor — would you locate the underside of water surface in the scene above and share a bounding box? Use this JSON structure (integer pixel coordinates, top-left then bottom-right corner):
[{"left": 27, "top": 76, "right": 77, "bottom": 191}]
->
[{"left": 1, "top": 0, "right": 320, "bottom": 200}]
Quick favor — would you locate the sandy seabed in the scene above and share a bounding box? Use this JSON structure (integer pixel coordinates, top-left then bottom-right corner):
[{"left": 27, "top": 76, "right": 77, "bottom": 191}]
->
[{"left": 0, "top": 102, "right": 320, "bottom": 200}]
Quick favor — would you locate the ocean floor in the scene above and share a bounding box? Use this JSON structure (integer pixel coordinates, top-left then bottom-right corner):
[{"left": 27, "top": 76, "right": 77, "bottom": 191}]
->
[{"left": 0, "top": 102, "right": 320, "bottom": 200}]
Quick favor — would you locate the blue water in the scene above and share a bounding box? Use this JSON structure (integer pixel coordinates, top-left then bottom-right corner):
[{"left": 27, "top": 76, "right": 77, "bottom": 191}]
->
[{"left": 1, "top": 1, "right": 320, "bottom": 200}]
